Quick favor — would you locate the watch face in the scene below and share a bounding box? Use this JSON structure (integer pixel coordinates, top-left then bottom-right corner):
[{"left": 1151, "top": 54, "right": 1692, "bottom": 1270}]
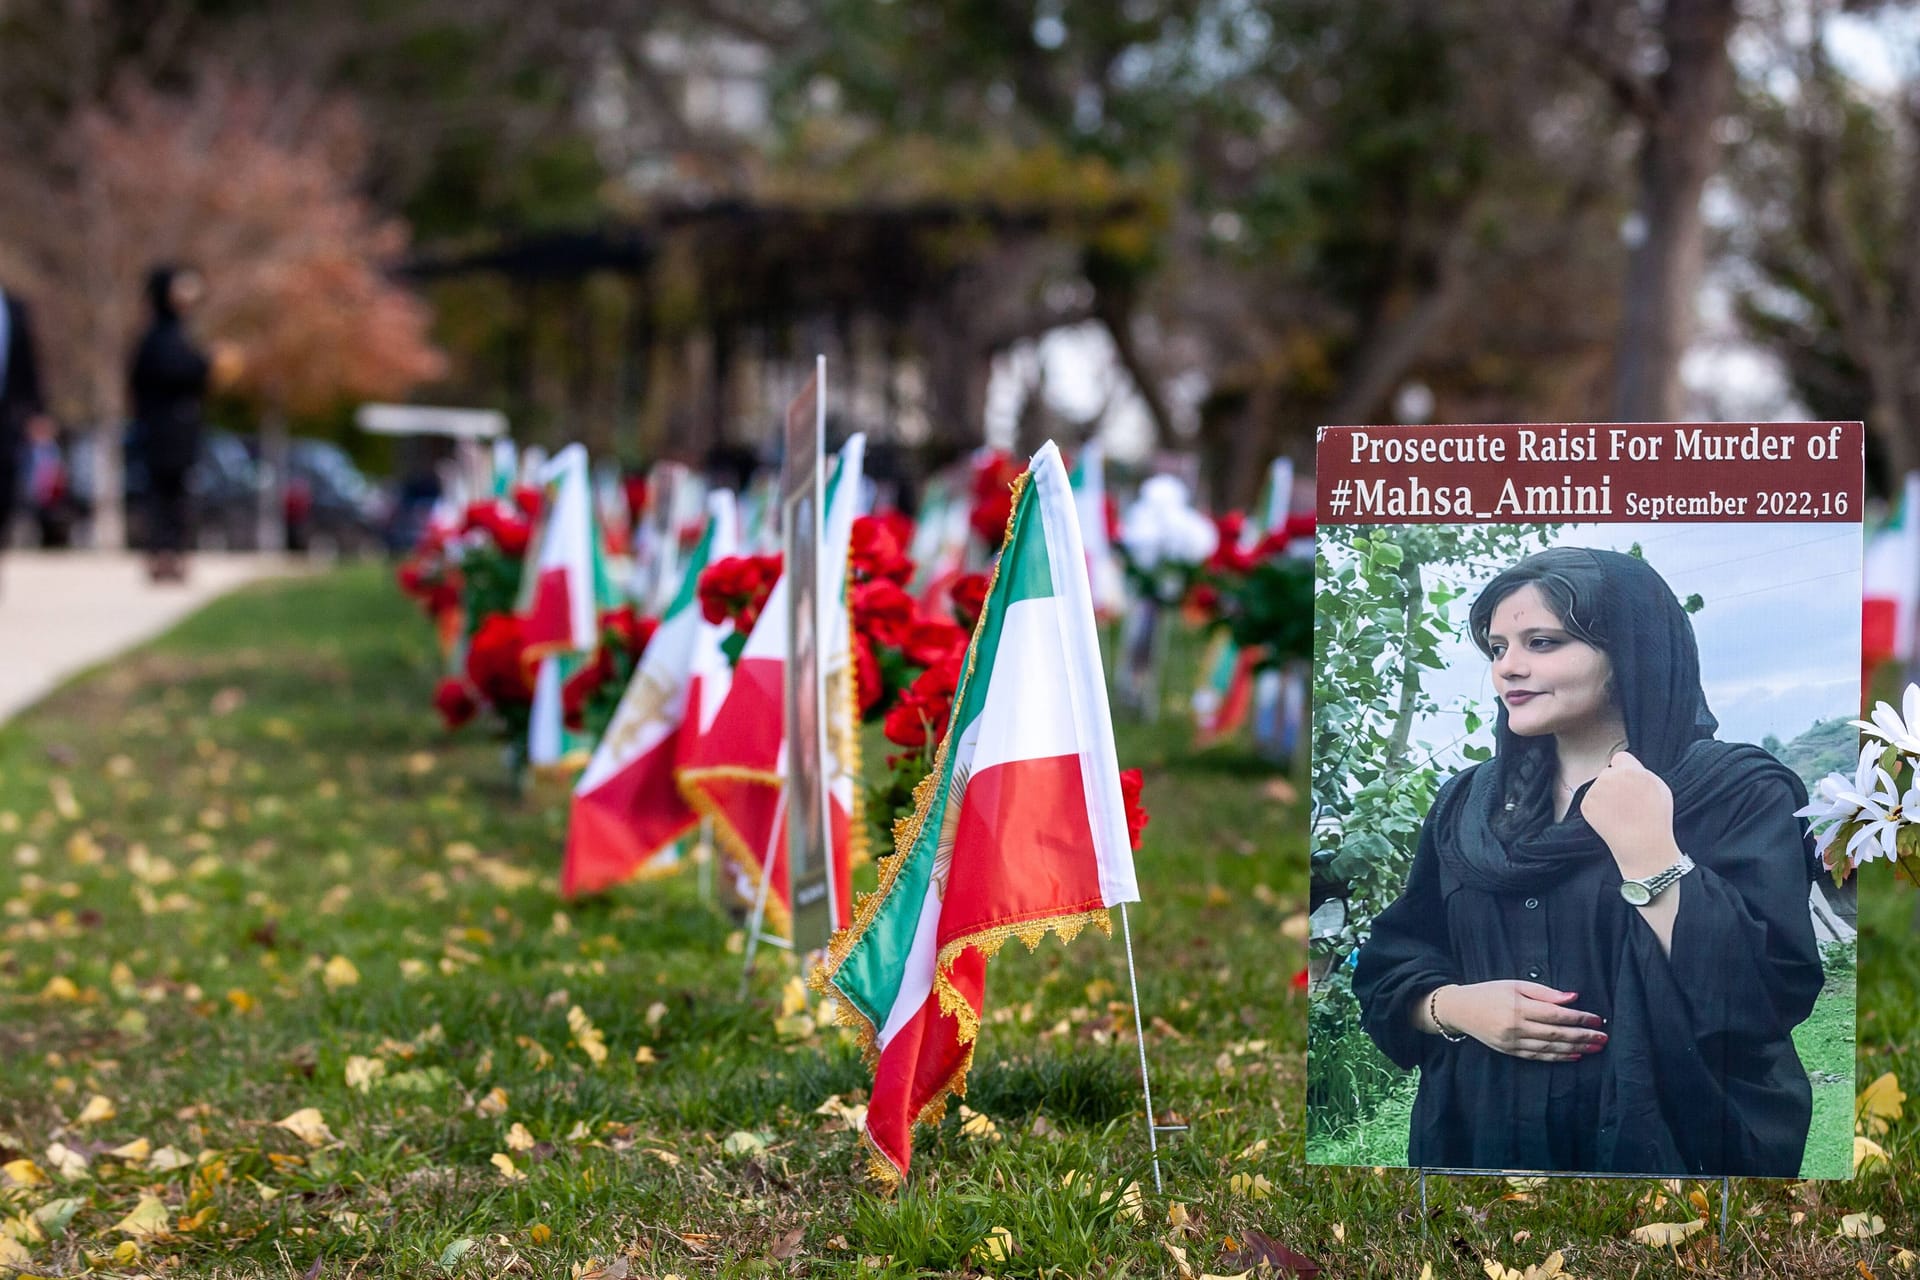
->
[{"left": 1620, "top": 881, "right": 1652, "bottom": 907}]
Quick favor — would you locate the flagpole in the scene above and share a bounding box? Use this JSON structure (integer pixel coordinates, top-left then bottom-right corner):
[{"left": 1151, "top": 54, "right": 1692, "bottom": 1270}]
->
[
  {"left": 739, "top": 794, "right": 790, "bottom": 998},
  {"left": 696, "top": 817, "right": 714, "bottom": 907},
  {"left": 1119, "top": 901, "right": 1168, "bottom": 1194}
]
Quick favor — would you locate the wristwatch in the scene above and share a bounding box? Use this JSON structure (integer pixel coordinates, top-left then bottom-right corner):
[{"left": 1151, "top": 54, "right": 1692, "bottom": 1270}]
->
[{"left": 1619, "top": 853, "right": 1695, "bottom": 906}]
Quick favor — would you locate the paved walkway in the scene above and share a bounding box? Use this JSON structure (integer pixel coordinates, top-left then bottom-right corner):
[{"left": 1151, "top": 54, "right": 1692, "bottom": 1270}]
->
[{"left": 0, "top": 551, "right": 301, "bottom": 725}]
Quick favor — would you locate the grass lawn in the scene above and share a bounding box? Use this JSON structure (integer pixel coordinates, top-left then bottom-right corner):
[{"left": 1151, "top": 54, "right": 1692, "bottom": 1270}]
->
[{"left": 0, "top": 565, "right": 1913, "bottom": 1277}]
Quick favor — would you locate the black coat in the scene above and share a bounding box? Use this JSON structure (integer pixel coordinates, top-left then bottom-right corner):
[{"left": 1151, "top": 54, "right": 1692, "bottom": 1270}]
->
[
  {"left": 1354, "top": 745, "right": 1824, "bottom": 1176},
  {"left": 1, "top": 292, "right": 45, "bottom": 449},
  {"left": 129, "top": 315, "right": 210, "bottom": 477}
]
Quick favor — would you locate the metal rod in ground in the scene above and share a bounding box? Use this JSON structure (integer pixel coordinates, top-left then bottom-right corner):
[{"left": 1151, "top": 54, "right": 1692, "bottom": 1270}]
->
[
  {"left": 738, "top": 842, "right": 778, "bottom": 1000},
  {"left": 1420, "top": 1172, "right": 1429, "bottom": 1239},
  {"left": 1720, "top": 1177, "right": 1730, "bottom": 1251},
  {"left": 697, "top": 817, "right": 714, "bottom": 906},
  {"left": 1119, "top": 902, "right": 1164, "bottom": 1194}
]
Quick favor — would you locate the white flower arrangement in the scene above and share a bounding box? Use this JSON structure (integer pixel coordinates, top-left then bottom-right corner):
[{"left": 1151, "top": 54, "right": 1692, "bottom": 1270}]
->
[{"left": 1797, "top": 685, "right": 1920, "bottom": 880}]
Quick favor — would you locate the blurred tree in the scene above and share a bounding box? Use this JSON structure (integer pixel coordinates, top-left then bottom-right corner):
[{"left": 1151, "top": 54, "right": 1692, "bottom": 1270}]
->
[
  {"left": 1723, "top": 4, "right": 1920, "bottom": 489},
  {"left": 1566, "top": 0, "right": 1742, "bottom": 422}
]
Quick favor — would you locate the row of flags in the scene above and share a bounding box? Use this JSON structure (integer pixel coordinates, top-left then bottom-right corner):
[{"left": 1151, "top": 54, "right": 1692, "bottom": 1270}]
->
[{"left": 483, "top": 431, "right": 1140, "bottom": 1183}]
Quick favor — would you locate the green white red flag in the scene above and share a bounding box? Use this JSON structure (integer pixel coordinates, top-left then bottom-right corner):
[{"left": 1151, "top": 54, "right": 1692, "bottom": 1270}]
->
[
  {"left": 522, "top": 445, "right": 608, "bottom": 769},
  {"left": 561, "top": 491, "right": 738, "bottom": 896},
  {"left": 818, "top": 439, "right": 1138, "bottom": 1183},
  {"left": 678, "top": 435, "right": 867, "bottom": 936}
]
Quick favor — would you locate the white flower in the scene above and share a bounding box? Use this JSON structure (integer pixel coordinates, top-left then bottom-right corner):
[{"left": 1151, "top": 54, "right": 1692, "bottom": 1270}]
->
[
  {"left": 1797, "top": 745, "right": 1905, "bottom": 868},
  {"left": 1850, "top": 685, "right": 1920, "bottom": 756}
]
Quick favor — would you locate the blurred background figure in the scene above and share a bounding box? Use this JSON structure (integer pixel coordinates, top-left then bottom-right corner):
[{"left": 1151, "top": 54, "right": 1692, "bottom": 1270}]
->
[
  {"left": 128, "top": 265, "right": 212, "bottom": 583},
  {"left": 22, "top": 414, "right": 77, "bottom": 547},
  {"left": 0, "top": 283, "right": 50, "bottom": 577}
]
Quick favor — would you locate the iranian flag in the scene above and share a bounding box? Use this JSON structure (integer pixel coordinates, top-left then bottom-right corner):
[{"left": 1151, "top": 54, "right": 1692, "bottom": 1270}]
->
[
  {"left": 520, "top": 444, "right": 600, "bottom": 658},
  {"left": 678, "top": 435, "right": 867, "bottom": 935},
  {"left": 818, "top": 440, "right": 1138, "bottom": 1183},
  {"left": 1864, "top": 471, "right": 1920, "bottom": 674},
  {"left": 561, "top": 492, "right": 738, "bottom": 897}
]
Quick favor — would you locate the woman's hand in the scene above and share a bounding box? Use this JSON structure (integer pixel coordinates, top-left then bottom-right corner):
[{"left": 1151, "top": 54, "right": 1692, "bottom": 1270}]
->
[
  {"left": 1430, "top": 981, "right": 1607, "bottom": 1062},
  {"left": 1582, "top": 751, "right": 1681, "bottom": 877}
]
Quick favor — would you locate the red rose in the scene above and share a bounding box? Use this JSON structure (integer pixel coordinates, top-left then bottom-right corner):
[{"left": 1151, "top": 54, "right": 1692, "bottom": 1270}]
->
[
  {"left": 602, "top": 605, "right": 657, "bottom": 658},
  {"left": 970, "top": 452, "right": 1022, "bottom": 550},
  {"left": 426, "top": 578, "right": 463, "bottom": 614},
  {"left": 562, "top": 652, "right": 614, "bottom": 731},
  {"left": 465, "top": 613, "right": 535, "bottom": 707},
  {"left": 851, "top": 578, "right": 916, "bottom": 648},
  {"left": 1291, "top": 967, "right": 1310, "bottom": 991},
  {"left": 883, "top": 658, "right": 963, "bottom": 747},
  {"left": 397, "top": 560, "right": 426, "bottom": 597},
  {"left": 511, "top": 485, "right": 543, "bottom": 520},
  {"left": 433, "top": 676, "right": 478, "bottom": 730},
  {"left": 850, "top": 514, "right": 914, "bottom": 584},
  {"left": 1207, "top": 512, "right": 1254, "bottom": 575},
  {"left": 1118, "top": 767, "right": 1149, "bottom": 850},
  {"left": 948, "top": 572, "right": 990, "bottom": 631},
  {"left": 465, "top": 502, "right": 532, "bottom": 558},
  {"left": 699, "top": 554, "right": 782, "bottom": 633},
  {"left": 903, "top": 619, "right": 967, "bottom": 669},
  {"left": 852, "top": 633, "right": 883, "bottom": 718}
]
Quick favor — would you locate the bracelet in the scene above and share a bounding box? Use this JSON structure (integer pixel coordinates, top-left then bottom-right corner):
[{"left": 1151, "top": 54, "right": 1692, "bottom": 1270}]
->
[{"left": 1429, "top": 986, "right": 1466, "bottom": 1043}]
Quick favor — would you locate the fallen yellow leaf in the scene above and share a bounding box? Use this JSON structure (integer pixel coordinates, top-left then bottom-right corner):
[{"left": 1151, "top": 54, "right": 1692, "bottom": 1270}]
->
[
  {"left": 1629, "top": 1219, "right": 1706, "bottom": 1246},
  {"left": 1839, "top": 1212, "right": 1887, "bottom": 1239},
  {"left": 476, "top": 1087, "right": 509, "bottom": 1118},
  {"left": 1855, "top": 1135, "right": 1890, "bottom": 1175},
  {"left": 40, "top": 975, "right": 80, "bottom": 1001},
  {"left": 273, "top": 1108, "right": 335, "bottom": 1147},
  {"left": 530, "top": 1223, "right": 553, "bottom": 1245},
  {"left": 344, "top": 1055, "right": 385, "bottom": 1092},
  {"left": 506, "top": 1123, "right": 535, "bottom": 1152},
  {"left": 74, "top": 1094, "right": 116, "bottom": 1126},
  {"left": 0, "top": 1236, "right": 32, "bottom": 1268},
  {"left": 973, "top": 1226, "right": 1014, "bottom": 1264},
  {"left": 0, "top": 1160, "right": 48, "bottom": 1188},
  {"left": 43, "top": 1143, "right": 88, "bottom": 1181},
  {"left": 633, "top": 1045, "right": 658, "bottom": 1065},
  {"left": 1858, "top": 1072, "right": 1905, "bottom": 1137},
  {"left": 1891, "top": 1247, "right": 1917, "bottom": 1272},
  {"left": 1228, "top": 1172, "right": 1273, "bottom": 1200},
  {"left": 781, "top": 976, "right": 809, "bottom": 1018},
  {"left": 226, "top": 988, "right": 256, "bottom": 1014},
  {"left": 111, "top": 1195, "right": 171, "bottom": 1238},
  {"left": 106, "top": 1137, "right": 150, "bottom": 1164},
  {"left": 721, "top": 1131, "right": 767, "bottom": 1157},
  {"left": 1164, "top": 1239, "right": 1195, "bottom": 1280},
  {"left": 774, "top": 1013, "right": 816, "bottom": 1041},
  {"left": 958, "top": 1106, "right": 1001, "bottom": 1143},
  {"left": 491, "top": 1152, "right": 525, "bottom": 1181},
  {"left": 322, "top": 955, "right": 360, "bottom": 991},
  {"left": 147, "top": 1146, "right": 191, "bottom": 1173}
]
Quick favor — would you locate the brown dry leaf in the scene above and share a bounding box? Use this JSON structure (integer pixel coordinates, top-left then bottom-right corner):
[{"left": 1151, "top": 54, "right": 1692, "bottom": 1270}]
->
[
  {"left": 1223, "top": 1227, "right": 1321, "bottom": 1278},
  {"left": 1839, "top": 1213, "right": 1887, "bottom": 1239},
  {"left": 770, "top": 1225, "right": 805, "bottom": 1260},
  {"left": 1629, "top": 1219, "right": 1706, "bottom": 1246},
  {"left": 1858, "top": 1073, "right": 1905, "bottom": 1137},
  {"left": 273, "top": 1108, "right": 335, "bottom": 1147},
  {"left": 111, "top": 1195, "right": 171, "bottom": 1238}
]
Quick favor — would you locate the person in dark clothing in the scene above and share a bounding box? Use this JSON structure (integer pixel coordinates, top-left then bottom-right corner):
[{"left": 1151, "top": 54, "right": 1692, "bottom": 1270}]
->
[
  {"left": 1, "top": 285, "right": 52, "bottom": 566},
  {"left": 1353, "top": 547, "right": 1823, "bottom": 1177},
  {"left": 129, "top": 265, "right": 212, "bottom": 581}
]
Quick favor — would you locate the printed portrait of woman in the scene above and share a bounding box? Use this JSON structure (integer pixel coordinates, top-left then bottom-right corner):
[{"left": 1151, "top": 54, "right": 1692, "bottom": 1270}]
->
[{"left": 1350, "top": 546, "right": 1830, "bottom": 1177}]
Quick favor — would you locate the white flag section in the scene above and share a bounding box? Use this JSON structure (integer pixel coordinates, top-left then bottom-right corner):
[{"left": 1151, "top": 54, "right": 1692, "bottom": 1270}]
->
[
  {"left": 519, "top": 444, "right": 599, "bottom": 658},
  {"left": 1070, "top": 439, "right": 1125, "bottom": 615},
  {"left": 562, "top": 491, "right": 739, "bottom": 897}
]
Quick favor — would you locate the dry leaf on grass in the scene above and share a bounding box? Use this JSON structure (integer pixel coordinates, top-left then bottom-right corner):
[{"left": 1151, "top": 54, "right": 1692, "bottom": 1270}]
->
[
  {"left": 506, "top": 1123, "right": 535, "bottom": 1152},
  {"left": 273, "top": 1108, "right": 335, "bottom": 1147},
  {"left": 476, "top": 1087, "right": 509, "bottom": 1118},
  {"left": 322, "top": 955, "right": 360, "bottom": 990},
  {"left": 1629, "top": 1219, "right": 1706, "bottom": 1246},
  {"left": 1223, "top": 1227, "right": 1320, "bottom": 1277},
  {"left": 973, "top": 1226, "right": 1014, "bottom": 1264},
  {"left": 1857, "top": 1073, "right": 1904, "bottom": 1137},
  {"left": 490, "top": 1153, "right": 525, "bottom": 1181},
  {"left": 111, "top": 1195, "right": 171, "bottom": 1238},
  {"left": 1855, "top": 1135, "right": 1890, "bottom": 1174},
  {"left": 1484, "top": 1251, "right": 1565, "bottom": 1280},
  {"left": 74, "top": 1094, "right": 116, "bottom": 1126},
  {"left": 0, "top": 1160, "right": 48, "bottom": 1188},
  {"left": 770, "top": 1225, "right": 805, "bottom": 1260},
  {"left": 1838, "top": 1212, "right": 1887, "bottom": 1239}
]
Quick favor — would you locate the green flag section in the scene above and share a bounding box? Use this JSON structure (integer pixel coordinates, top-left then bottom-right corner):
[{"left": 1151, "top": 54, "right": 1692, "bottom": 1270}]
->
[{"left": 816, "top": 440, "right": 1138, "bottom": 1184}]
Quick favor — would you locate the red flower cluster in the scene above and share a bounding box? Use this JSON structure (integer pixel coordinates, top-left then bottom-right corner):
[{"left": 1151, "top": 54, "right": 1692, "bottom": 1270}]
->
[
  {"left": 948, "top": 572, "right": 990, "bottom": 631},
  {"left": 601, "top": 605, "right": 658, "bottom": 659},
  {"left": 465, "top": 613, "right": 535, "bottom": 707},
  {"left": 883, "top": 647, "right": 966, "bottom": 748},
  {"left": 970, "top": 452, "right": 1022, "bottom": 550},
  {"left": 464, "top": 501, "right": 533, "bottom": 559},
  {"left": 850, "top": 513, "right": 914, "bottom": 585},
  {"left": 511, "top": 485, "right": 543, "bottom": 521},
  {"left": 433, "top": 676, "right": 478, "bottom": 729},
  {"left": 903, "top": 619, "right": 967, "bottom": 669},
  {"left": 852, "top": 634, "right": 883, "bottom": 717},
  {"left": 562, "top": 651, "right": 616, "bottom": 731},
  {"left": 850, "top": 578, "right": 916, "bottom": 648},
  {"left": 1119, "top": 767, "right": 1149, "bottom": 850},
  {"left": 396, "top": 558, "right": 462, "bottom": 616},
  {"left": 1208, "top": 511, "right": 1256, "bottom": 575},
  {"left": 698, "top": 554, "right": 782, "bottom": 634}
]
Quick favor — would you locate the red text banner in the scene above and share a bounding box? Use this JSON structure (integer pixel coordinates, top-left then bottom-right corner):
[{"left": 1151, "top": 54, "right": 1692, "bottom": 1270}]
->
[{"left": 1316, "top": 422, "right": 1862, "bottom": 525}]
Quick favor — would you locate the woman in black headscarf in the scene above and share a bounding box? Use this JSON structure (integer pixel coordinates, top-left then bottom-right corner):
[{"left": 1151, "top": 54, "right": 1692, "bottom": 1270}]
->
[
  {"left": 1353, "top": 547, "right": 1824, "bottom": 1176},
  {"left": 129, "top": 265, "right": 211, "bottom": 582}
]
